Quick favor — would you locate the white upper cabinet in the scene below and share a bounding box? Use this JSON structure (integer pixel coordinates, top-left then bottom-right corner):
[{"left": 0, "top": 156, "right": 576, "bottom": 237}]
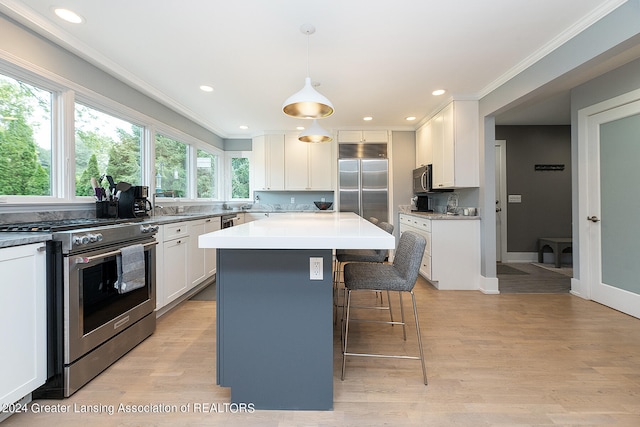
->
[
  {"left": 337, "top": 130, "right": 388, "bottom": 143},
  {"left": 284, "top": 133, "right": 334, "bottom": 190},
  {"left": 415, "top": 120, "right": 432, "bottom": 167},
  {"left": 417, "top": 100, "right": 479, "bottom": 189},
  {"left": 252, "top": 134, "right": 285, "bottom": 191}
]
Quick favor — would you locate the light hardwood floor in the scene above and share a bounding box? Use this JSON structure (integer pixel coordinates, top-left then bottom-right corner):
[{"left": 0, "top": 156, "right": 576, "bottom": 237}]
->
[{"left": 5, "top": 276, "right": 640, "bottom": 426}]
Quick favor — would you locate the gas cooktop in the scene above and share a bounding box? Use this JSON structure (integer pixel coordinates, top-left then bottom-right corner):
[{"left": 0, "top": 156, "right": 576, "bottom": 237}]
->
[{"left": 0, "top": 217, "right": 143, "bottom": 232}]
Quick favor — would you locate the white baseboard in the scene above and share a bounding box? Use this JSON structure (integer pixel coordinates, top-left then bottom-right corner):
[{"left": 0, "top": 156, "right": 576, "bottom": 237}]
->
[
  {"left": 479, "top": 275, "right": 500, "bottom": 294},
  {"left": 570, "top": 277, "right": 589, "bottom": 300},
  {"left": 503, "top": 252, "right": 538, "bottom": 263}
]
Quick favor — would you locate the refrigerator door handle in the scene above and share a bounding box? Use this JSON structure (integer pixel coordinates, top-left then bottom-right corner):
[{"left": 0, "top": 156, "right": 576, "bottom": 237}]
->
[{"left": 358, "top": 161, "right": 363, "bottom": 217}]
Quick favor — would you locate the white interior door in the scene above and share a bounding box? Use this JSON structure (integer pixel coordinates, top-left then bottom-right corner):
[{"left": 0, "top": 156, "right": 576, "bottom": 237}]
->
[
  {"left": 586, "top": 100, "right": 640, "bottom": 318},
  {"left": 495, "top": 141, "right": 506, "bottom": 263}
]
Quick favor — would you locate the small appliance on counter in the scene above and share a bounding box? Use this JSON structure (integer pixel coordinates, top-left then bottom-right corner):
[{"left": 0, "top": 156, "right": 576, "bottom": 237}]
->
[
  {"left": 411, "top": 195, "right": 433, "bottom": 212},
  {"left": 118, "top": 185, "right": 152, "bottom": 218}
]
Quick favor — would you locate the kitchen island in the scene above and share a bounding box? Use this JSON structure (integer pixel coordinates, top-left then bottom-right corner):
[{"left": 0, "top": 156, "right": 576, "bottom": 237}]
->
[{"left": 198, "top": 212, "right": 395, "bottom": 410}]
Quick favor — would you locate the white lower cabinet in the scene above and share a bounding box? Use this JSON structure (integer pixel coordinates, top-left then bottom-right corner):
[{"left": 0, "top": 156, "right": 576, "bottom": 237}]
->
[
  {"left": 161, "top": 221, "right": 189, "bottom": 306},
  {"left": 204, "top": 217, "right": 222, "bottom": 277},
  {"left": 156, "top": 216, "right": 222, "bottom": 311},
  {"left": 188, "top": 217, "right": 222, "bottom": 288},
  {"left": 399, "top": 214, "right": 480, "bottom": 290},
  {"left": 188, "top": 220, "right": 207, "bottom": 288},
  {"left": 0, "top": 243, "right": 47, "bottom": 408}
]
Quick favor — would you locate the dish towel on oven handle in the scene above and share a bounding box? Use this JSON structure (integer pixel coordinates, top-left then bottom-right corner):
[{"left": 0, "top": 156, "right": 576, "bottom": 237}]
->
[{"left": 115, "top": 244, "right": 146, "bottom": 294}]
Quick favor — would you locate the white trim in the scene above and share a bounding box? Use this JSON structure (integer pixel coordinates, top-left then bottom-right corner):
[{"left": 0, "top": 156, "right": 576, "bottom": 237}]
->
[
  {"left": 478, "top": 0, "right": 628, "bottom": 98},
  {"left": 479, "top": 275, "right": 500, "bottom": 295},
  {"left": 570, "top": 278, "right": 588, "bottom": 299},
  {"left": 495, "top": 140, "right": 507, "bottom": 263}
]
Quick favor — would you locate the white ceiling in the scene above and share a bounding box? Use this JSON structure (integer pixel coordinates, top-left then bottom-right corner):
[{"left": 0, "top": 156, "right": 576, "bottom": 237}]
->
[{"left": 0, "top": 0, "right": 629, "bottom": 137}]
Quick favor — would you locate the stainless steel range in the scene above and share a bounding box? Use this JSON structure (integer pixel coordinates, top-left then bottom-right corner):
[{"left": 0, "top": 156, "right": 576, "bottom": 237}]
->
[{"left": 1, "top": 218, "right": 159, "bottom": 398}]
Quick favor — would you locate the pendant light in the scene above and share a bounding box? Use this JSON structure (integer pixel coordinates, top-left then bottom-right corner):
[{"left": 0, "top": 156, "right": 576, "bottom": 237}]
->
[
  {"left": 282, "top": 24, "right": 334, "bottom": 119},
  {"left": 298, "top": 119, "right": 333, "bottom": 143}
]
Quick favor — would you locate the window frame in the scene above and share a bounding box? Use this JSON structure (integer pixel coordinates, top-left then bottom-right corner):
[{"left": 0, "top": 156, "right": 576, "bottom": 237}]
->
[
  {"left": 0, "top": 56, "right": 224, "bottom": 207},
  {"left": 225, "top": 150, "right": 252, "bottom": 201},
  {"left": 153, "top": 125, "right": 225, "bottom": 201},
  {"left": 195, "top": 144, "right": 223, "bottom": 201},
  {"left": 0, "top": 64, "right": 63, "bottom": 204},
  {"left": 72, "top": 98, "right": 147, "bottom": 200}
]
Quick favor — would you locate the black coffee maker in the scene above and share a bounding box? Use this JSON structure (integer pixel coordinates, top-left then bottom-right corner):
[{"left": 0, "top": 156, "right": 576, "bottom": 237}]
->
[
  {"left": 118, "top": 185, "right": 152, "bottom": 218},
  {"left": 414, "top": 195, "right": 433, "bottom": 212}
]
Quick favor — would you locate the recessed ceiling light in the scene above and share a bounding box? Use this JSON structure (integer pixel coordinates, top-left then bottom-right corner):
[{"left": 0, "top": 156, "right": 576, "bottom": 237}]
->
[
  {"left": 432, "top": 89, "right": 446, "bottom": 96},
  {"left": 296, "top": 126, "right": 305, "bottom": 131},
  {"left": 199, "top": 85, "right": 214, "bottom": 92},
  {"left": 405, "top": 116, "right": 416, "bottom": 121},
  {"left": 239, "top": 125, "right": 249, "bottom": 130},
  {"left": 363, "top": 116, "right": 373, "bottom": 121},
  {"left": 53, "top": 8, "right": 84, "bottom": 24}
]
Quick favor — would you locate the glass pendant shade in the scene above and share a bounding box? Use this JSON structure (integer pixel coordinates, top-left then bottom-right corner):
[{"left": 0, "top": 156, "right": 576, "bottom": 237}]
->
[
  {"left": 298, "top": 119, "right": 332, "bottom": 143},
  {"left": 283, "top": 77, "right": 334, "bottom": 119}
]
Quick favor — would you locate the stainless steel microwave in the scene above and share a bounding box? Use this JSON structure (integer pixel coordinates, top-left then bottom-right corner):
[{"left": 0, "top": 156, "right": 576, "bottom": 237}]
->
[{"left": 413, "top": 165, "right": 432, "bottom": 194}]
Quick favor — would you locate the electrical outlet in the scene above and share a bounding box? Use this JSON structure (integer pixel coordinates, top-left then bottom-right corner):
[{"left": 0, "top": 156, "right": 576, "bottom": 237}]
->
[
  {"left": 291, "top": 197, "right": 295, "bottom": 204},
  {"left": 310, "top": 257, "right": 323, "bottom": 280},
  {"left": 177, "top": 205, "right": 185, "bottom": 213}
]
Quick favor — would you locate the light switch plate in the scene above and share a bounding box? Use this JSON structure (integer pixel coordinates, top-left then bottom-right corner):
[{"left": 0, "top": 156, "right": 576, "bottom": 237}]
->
[{"left": 508, "top": 194, "right": 522, "bottom": 203}]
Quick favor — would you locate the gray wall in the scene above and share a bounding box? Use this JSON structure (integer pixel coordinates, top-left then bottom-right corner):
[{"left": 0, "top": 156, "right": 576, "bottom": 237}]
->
[
  {"left": 0, "top": 13, "right": 224, "bottom": 149},
  {"left": 224, "top": 138, "right": 252, "bottom": 151},
  {"left": 496, "top": 126, "right": 571, "bottom": 252},
  {"left": 391, "top": 131, "right": 415, "bottom": 239}
]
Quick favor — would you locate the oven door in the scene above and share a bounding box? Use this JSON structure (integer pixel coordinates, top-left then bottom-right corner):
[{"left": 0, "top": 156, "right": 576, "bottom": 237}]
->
[
  {"left": 222, "top": 216, "right": 239, "bottom": 229},
  {"left": 64, "top": 240, "right": 156, "bottom": 364}
]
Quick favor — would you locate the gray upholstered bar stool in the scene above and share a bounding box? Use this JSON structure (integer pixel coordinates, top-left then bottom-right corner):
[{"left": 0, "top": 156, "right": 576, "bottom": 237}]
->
[
  {"left": 333, "top": 221, "right": 394, "bottom": 323},
  {"left": 341, "top": 230, "right": 427, "bottom": 385}
]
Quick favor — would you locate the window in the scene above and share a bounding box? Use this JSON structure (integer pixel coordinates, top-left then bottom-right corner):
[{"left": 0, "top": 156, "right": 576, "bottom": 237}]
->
[
  {"left": 0, "top": 73, "right": 52, "bottom": 196},
  {"left": 155, "top": 133, "right": 188, "bottom": 197},
  {"left": 75, "top": 103, "right": 142, "bottom": 196},
  {"left": 196, "top": 148, "right": 219, "bottom": 199},
  {"left": 227, "top": 152, "right": 250, "bottom": 200}
]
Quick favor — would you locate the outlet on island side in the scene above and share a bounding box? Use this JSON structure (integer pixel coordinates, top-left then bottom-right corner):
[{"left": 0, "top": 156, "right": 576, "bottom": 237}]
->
[{"left": 310, "top": 257, "right": 323, "bottom": 280}]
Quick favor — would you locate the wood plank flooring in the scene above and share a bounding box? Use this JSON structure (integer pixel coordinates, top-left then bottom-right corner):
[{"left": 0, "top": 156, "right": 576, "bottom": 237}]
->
[
  {"left": 5, "top": 275, "right": 640, "bottom": 426},
  {"left": 498, "top": 263, "right": 571, "bottom": 294}
]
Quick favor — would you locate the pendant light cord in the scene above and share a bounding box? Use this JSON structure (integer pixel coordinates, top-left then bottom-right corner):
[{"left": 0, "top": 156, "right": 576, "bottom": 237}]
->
[{"left": 306, "top": 32, "right": 310, "bottom": 78}]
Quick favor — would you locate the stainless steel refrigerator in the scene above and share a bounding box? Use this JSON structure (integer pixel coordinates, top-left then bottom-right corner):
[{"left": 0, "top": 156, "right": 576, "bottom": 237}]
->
[{"left": 338, "top": 144, "right": 388, "bottom": 223}]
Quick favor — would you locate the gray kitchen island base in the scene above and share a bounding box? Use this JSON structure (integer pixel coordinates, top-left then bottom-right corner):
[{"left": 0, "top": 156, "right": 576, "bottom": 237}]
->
[{"left": 216, "top": 248, "right": 334, "bottom": 410}]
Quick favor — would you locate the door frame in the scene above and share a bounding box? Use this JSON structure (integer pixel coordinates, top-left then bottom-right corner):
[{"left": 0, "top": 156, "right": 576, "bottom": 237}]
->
[
  {"left": 577, "top": 87, "right": 640, "bottom": 306},
  {"left": 495, "top": 140, "right": 507, "bottom": 263}
]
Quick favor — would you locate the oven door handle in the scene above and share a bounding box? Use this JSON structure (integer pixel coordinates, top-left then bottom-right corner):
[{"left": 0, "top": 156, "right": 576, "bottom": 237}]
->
[{"left": 74, "top": 241, "right": 158, "bottom": 264}]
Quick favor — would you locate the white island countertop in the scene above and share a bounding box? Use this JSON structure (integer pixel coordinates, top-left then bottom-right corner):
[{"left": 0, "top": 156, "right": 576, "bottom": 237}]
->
[{"left": 199, "top": 212, "right": 395, "bottom": 250}]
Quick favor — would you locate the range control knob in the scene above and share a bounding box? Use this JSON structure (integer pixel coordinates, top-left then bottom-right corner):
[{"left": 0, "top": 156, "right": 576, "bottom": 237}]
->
[
  {"left": 88, "top": 233, "right": 103, "bottom": 243},
  {"left": 141, "top": 225, "right": 159, "bottom": 233},
  {"left": 74, "top": 234, "right": 90, "bottom": 245}
]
